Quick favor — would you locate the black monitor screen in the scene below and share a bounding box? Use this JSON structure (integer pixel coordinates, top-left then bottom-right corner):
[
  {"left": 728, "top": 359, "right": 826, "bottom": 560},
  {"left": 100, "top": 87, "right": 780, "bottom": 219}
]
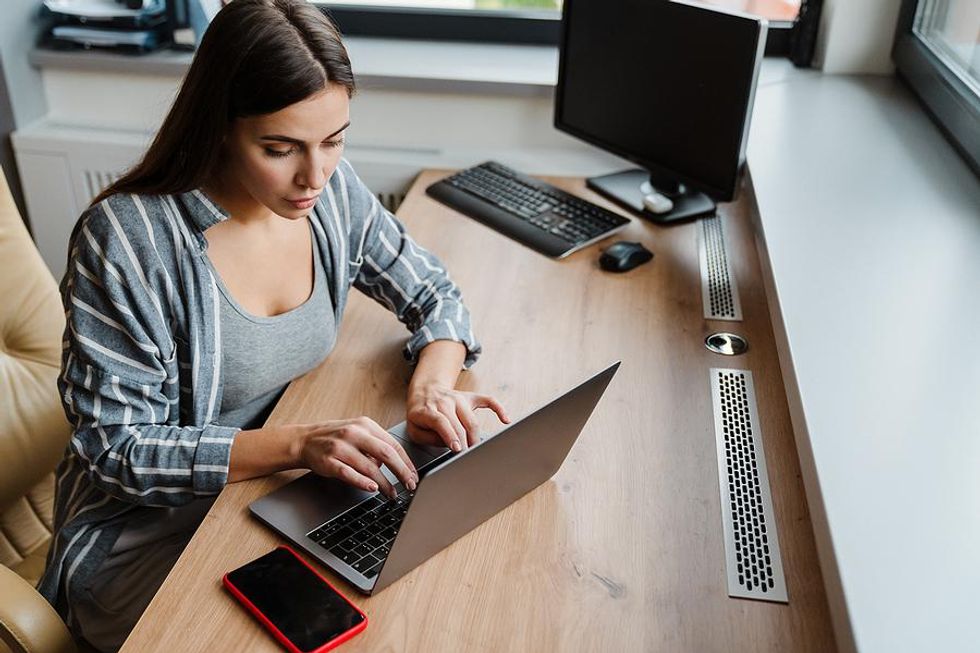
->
[{"left": 556, "top": 0, "right": 766, "bottom": 200}]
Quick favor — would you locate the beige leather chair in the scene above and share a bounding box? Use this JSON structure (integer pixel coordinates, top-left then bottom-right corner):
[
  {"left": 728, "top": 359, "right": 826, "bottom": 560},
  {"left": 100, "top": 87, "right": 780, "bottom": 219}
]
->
[{"left": 0, "top": 166, "right": 77, "bottom": 653}]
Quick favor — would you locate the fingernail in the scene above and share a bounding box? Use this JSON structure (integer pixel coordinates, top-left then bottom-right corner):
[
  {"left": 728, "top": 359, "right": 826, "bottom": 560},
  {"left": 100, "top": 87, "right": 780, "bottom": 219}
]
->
[
  {"left": 452, "top": 439, "right": 461, "bottom": 452},
  {"left": 408, "top": 479, "right": 417, "bottom": 491},
  {"left": 368, "top": 483, "right": 378, "bottom": 491}
]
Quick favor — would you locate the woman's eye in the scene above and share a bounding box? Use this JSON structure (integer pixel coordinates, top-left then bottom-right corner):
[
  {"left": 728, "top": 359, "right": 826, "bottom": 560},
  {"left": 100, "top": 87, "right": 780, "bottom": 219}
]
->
[{"left": 265, "top": 141, "right": 342, "bottom": 157}]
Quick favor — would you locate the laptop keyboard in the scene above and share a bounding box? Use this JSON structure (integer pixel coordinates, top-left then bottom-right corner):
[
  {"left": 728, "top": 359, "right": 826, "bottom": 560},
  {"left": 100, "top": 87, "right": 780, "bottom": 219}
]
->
[{"left": 306, "top": 487, "right": 415, "bottom": 579}]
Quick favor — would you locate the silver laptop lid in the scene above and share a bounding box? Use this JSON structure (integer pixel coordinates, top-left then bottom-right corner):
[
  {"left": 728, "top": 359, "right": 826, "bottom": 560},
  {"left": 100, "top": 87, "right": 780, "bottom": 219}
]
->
[{"left": 371, "top": 361, "right": 620, "bottom": 592}]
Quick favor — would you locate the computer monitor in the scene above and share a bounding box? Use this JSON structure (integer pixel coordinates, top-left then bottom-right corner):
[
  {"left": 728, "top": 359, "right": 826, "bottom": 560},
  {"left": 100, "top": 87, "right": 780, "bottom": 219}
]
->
[{"left": 555, "top": 0, "right": 768, "bottom": 223}]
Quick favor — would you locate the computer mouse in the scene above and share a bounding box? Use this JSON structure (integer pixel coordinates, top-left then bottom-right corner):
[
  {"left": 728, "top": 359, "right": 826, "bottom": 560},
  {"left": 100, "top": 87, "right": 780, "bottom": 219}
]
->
[{"left": 599, "top": 241, "right": 653, "bottom": 273}]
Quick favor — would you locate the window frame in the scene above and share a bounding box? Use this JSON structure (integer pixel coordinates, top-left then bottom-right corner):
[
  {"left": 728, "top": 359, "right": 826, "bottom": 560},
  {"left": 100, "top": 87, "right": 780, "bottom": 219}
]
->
[
  {"left": 892, "top": 0, "right": 980, "bottom": 175},
  {"left": 315, "top": 3, "right": 794, "bottom": 56}
]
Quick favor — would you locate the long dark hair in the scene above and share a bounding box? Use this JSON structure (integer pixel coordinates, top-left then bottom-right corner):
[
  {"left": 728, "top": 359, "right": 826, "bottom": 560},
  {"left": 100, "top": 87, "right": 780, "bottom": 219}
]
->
[{"left": 91, "top": 0, "right": 356, "bottom": 206}]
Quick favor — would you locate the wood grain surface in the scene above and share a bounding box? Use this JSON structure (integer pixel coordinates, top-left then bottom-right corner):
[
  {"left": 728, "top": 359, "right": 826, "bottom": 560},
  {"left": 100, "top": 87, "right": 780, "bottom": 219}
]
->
[{"left": 119, "top": 169, "right": 836, "bottom": 652}]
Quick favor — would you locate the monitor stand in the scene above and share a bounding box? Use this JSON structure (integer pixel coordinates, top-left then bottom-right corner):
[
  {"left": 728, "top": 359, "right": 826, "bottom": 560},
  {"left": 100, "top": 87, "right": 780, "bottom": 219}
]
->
[{"left": 586, "top": 169, "right": 716, "bottom": 224}]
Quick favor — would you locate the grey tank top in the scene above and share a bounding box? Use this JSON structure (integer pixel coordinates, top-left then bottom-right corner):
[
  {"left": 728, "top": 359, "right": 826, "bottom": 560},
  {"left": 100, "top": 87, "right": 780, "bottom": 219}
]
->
[
  {"left": 210, "top": 221, "right": 337, "bottom": 430},
  {"left": 94, "top": 221, "right": 336, "bottom": 588}
]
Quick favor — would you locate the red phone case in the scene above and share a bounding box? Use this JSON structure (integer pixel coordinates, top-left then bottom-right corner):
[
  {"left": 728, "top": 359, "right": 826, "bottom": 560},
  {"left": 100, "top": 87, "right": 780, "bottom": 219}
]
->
[{"left": 222, "top": 545, "right": 368, "bottom": 653}]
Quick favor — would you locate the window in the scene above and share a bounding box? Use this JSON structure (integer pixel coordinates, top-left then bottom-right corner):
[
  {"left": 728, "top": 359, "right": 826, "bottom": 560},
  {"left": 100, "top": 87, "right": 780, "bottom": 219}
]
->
[
  {"left": 694, "top": 0, "right": 801, "bottom": 22},
  {"left": 325, "top": 0, "right": 801, "bottom": 20},
  {"left": 328, "top": 0, "right": 560, "bottom": 9},
  {"left": 316, "top": 0, "right": 799, "bottom": 54},
  {"left": 893, "top": 0, "right": 980, "bottom": 174},
  {"left": 912, "top": 0, "right": 980, "bottom": 94}
]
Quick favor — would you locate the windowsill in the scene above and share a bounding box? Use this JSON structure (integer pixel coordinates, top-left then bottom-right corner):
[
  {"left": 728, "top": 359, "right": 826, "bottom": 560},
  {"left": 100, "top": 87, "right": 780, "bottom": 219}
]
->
[
  {"left": 28, "top": 37, "right": 559, "bottom": 97},
  {"left": 747, "top": 70, "right": 980, "bottom": 653}
]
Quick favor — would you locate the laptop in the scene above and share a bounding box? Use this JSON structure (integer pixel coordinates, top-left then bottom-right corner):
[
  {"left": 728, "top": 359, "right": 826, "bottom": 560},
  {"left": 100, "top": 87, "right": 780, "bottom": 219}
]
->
[{"left": 250, "top": 361, "right": 620, "bottom": 594}]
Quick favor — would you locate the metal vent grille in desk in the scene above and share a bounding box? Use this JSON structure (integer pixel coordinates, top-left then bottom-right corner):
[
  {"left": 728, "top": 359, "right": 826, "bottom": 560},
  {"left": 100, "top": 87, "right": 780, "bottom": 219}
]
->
[
  {"left": 699, "top": 215, "right": 742, "bottom": 321},
  {"left": 710, "top": 368, "right": 788, "bottom": 603}
]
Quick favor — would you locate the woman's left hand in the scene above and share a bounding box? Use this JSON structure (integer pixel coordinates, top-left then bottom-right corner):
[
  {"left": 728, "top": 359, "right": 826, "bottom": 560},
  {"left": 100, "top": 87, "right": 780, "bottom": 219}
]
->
[{"left": 406, "top": 384, "right": 510, "bottom": 452}]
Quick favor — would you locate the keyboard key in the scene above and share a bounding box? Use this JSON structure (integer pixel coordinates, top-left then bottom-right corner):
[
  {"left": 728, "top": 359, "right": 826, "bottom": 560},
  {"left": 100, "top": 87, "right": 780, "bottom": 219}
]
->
[
  {"left": 308, "top": 527, "right": 328, "bottom": 541},
  {"left": 353, "top": 543, "right": 374, "bottom": 557},
  {"left": 334, "top": 526, "right": 355, "bottom": 541},
  {"left": 317, "top": 533, "right": 345, "bottom": 549},
  {"left": 363, "top": 562, "right": 383, "bottom": 579},
  {"left": 336, "top": 537, "right": 358, "bottom": 552},
  {"left": 334, "top": 513, "right": 354, "bottom": 527},
  {"left": 363, "top": 522, "right": 385, "bottom": 536},
  {"left": 337, "top": 550, "right": 360, "bottom": 565},
  {"left": 353, "top": 554, "right": 381, "bottom": 573},
  {"left": 346, "top": 506, "right": 370, "bottom": 521}
]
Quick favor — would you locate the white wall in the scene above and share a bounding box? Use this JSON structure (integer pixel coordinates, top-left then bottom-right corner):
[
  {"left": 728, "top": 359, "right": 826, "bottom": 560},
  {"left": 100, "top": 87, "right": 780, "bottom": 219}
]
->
[
  {"left": 20, "top": 59, "right": 633, "bottom": 278},
  {"left": 815, "top": 0, "right": 904, "bottom": 74},
  {"left": 36, "top": 67, "right": 618, "bottom": 175},
  {"left": 0, "top": 0, "right": 51, "bottom": 225},
  {"left": 0, "top": 0, "right": 49, "bottom": 126}
]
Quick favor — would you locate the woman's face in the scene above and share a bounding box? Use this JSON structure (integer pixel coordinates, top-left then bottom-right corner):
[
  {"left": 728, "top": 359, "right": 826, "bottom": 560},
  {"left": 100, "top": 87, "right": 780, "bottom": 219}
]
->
[{"left": 221, "top": 85, "right": 351, "bottom": 220}]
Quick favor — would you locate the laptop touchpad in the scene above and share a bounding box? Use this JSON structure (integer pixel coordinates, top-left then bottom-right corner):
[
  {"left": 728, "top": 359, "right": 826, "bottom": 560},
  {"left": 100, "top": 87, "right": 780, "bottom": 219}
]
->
[{"left": 385, "top": 421, "right": 451, "bottom": 482}]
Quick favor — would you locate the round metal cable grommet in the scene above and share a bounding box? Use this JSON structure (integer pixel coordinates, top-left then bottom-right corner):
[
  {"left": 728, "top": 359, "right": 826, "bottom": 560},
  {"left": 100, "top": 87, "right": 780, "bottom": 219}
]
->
[{"left": 705, "top": 332, "right": 748, "bottom": 356}]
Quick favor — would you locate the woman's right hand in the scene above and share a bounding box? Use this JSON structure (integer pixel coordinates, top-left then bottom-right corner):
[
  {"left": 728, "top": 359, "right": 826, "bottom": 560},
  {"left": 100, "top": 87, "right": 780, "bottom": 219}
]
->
[{"left": 296, "top": 417, "right": 418, "bottom": 499}]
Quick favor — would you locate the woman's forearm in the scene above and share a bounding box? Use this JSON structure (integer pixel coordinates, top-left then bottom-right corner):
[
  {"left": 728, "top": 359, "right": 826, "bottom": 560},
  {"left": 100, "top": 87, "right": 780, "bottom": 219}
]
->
[
  {"left": 408, "top": 340, "right": 466, "bottom": 396},
  {"left": 403, "top": 340, "right": 507, "bottom": 450},
  {"left": 227, "top": 424, "right": 305, "bottom": 483},
  {"left": 228, "top": 341, "right": 465, "bottom": 484}
]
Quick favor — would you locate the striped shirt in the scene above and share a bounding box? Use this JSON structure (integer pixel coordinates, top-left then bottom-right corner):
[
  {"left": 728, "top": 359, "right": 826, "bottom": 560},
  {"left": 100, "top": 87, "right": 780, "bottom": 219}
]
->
[{"left": 38, "top": 157, "right": 480, "bottom": 630}]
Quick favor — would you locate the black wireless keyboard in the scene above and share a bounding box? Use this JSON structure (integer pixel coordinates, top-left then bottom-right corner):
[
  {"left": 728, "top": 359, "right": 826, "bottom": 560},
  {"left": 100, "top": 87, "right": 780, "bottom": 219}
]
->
[{"left": 425, "top": 161, "right": 630, "bottom": 258}]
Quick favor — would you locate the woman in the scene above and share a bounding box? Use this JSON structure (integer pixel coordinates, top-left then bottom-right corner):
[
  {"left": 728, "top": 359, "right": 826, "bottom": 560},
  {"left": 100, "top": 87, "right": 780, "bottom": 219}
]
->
[{"left": 38, "top": 1, "right": 508, "bottom": 650}]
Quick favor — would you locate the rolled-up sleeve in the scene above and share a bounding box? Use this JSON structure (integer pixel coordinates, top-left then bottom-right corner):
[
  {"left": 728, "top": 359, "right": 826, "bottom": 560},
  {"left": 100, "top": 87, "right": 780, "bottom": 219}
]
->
[
  {"left": 59, "top": 203, "right": 238, "bottom": 508},
  {"left": 342, "top": 161, "right": 481, "bottom": 368}
]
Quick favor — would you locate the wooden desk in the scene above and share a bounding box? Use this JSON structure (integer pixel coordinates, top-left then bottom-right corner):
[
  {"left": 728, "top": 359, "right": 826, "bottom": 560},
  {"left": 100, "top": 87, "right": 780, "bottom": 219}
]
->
[{"left": 120, "top": 170, "right": 835, "bottom": 652}]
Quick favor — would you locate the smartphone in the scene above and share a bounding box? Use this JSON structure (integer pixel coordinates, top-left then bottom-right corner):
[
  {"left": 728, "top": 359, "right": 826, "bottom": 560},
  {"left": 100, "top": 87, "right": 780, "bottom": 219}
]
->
[{"left": 223, "top": 546, "right": 367, "bottom": 653}]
